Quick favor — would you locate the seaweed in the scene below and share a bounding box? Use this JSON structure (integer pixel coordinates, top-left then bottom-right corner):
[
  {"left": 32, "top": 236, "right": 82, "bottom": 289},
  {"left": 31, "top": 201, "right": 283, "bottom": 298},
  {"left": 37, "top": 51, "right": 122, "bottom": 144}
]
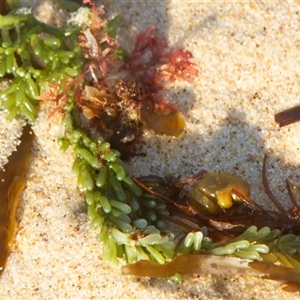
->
[
  {"left": 1, "top": 1, "right": 300, "bottom": 293},
  {"left": 0, "top": 124, "right": 34, "bottom": 276}
]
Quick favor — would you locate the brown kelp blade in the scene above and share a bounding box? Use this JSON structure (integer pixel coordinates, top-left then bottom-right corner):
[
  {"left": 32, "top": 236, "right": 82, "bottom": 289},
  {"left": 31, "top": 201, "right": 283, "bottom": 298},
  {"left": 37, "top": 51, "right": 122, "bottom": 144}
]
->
[
  {"left": 122, "top": 254, "right": 262, "bottom": 278},
  {"left": 0, "top": 124, "right": 35, "bottom": 276},
  {"left": 275, "top": 105, "right": 300, "bottom": 127}
]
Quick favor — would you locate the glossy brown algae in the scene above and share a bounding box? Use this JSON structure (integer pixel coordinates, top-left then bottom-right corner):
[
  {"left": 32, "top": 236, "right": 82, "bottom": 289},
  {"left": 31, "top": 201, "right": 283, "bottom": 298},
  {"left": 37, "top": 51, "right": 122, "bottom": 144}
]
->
[
  {"left": 0, "top": 124, "right": 34, "bottom": 276},
  {"left": 275, "top": 105, "right": 300, "bottom": 127}
]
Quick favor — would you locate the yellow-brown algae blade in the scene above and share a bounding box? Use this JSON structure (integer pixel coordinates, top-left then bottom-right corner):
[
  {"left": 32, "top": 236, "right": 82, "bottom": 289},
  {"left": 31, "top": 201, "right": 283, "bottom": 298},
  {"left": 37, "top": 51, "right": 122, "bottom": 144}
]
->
[
  {"left": 249, "top": 261, "right": 300, "bottom": 284},
  {"left": 121, "top": 254, "right": 262, "bottom": 278},
  {"left": 0, "top": 124, "right": 34, "bottom": 276},
  {"left": 142, "top": 110, "right": 186, "bottom": 137},
  {"left": 282, "top": 282, "right": 300, "bottom": 293}
]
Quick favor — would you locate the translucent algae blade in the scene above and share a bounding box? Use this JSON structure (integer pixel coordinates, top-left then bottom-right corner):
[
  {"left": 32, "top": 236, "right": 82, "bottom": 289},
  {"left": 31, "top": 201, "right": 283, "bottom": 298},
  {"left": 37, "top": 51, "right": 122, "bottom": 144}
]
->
[
  {"left": 0, "top": 124, "right": 34, "bottom": 276},
  {"left": 121, "top": 254, "right": 262, "bottom": 277}
]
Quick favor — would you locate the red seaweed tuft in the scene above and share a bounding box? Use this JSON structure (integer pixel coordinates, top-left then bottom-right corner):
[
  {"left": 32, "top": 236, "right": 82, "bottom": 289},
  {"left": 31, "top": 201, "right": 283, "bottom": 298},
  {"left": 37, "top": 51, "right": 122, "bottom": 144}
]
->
[
  {"left": 41, "top": 3, "right": 198, "bottom": 159},
  {"left": 123, "top": 26, "right": 198, "bottom": 91}
]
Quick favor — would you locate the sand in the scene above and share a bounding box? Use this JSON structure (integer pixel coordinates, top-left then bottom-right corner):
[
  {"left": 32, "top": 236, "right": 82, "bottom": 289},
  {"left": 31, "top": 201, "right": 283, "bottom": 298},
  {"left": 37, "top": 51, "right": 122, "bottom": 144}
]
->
[{"left": 1, "top": 1, "right": 300, "bottom": 299}]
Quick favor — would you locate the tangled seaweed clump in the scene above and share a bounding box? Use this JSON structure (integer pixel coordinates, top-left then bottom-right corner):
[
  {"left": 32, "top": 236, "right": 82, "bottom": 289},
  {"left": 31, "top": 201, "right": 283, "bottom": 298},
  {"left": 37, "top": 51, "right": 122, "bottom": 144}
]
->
[
  {"left": 1, "top": 0, "right": 300, "bottom": 292},
  {"left": 0, "top": 0, "right": 199, "bottom": 266}
]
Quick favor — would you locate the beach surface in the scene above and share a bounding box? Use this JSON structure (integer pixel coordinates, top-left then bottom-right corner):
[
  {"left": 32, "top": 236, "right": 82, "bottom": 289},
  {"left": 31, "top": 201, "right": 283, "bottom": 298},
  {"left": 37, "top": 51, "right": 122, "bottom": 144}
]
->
[{"left": 1, "top": 1, "right": 300, "bottom": 299}]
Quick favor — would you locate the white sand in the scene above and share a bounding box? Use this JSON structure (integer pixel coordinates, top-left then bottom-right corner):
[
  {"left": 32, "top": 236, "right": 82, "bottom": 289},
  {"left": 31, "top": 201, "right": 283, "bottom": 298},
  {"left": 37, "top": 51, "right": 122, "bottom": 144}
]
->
[{"left": 1, "top": 1, "right": 300, "bottom": 299}]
